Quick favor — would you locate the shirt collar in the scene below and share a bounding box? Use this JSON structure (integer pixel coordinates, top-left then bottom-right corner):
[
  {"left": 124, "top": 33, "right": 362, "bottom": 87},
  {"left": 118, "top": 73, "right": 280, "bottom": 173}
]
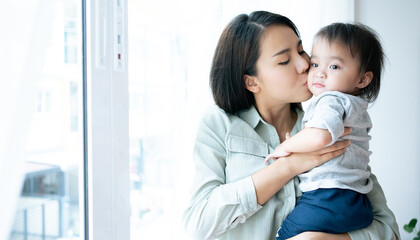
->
[
  {"left": 238, "top": 105, "right": 263, "bottom": 129},
  {"left": 239, "top": 104, "right": 305, "bottom": 130}
]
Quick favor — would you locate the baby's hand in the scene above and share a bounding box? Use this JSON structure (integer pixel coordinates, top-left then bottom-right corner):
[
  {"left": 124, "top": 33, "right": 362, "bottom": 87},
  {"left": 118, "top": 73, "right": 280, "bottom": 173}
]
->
[{"left": 264, "top": 145, "right": 290, "bottom": 163}]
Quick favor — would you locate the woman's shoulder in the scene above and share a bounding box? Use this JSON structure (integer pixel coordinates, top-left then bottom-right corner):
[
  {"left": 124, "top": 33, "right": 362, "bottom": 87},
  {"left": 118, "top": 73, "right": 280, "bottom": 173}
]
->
[
  {"left": 198, "top": 104, "right": 255, "bottom": 135},
  {"left": 200, "top": 104, "right": 230, "bottom": 123},
  {"left": 198, "top": 105, "right": 234, "bottom": 132}
]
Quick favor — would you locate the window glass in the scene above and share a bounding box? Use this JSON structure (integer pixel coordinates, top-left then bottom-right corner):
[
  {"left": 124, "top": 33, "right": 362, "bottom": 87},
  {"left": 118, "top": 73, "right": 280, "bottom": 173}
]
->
[
  {"left": 128, "top": 1, "right": 197, "bottom": 239},
  {"left": 9, "top": 0, "right": 84, "bottom": 239}
]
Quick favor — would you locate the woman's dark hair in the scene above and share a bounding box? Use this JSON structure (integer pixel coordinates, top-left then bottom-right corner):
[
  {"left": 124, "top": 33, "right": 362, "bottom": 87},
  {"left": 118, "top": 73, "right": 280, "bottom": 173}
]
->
[
  {"left": 314, "top": 23, "right": 385, "bottom": 103},
  {"left": 210, "top": 11, "right": 301, "bottom": 114}
]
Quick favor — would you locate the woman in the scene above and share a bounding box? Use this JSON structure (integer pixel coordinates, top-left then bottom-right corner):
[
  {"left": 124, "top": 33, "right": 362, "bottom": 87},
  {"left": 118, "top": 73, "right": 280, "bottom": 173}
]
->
[{"left": 182, "top": 11, "right": 400, "bottom": 240}]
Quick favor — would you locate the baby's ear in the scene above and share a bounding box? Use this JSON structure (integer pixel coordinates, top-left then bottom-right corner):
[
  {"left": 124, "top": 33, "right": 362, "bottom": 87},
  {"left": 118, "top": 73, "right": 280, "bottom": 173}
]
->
[
  {"left": 357, "top": 71, "right": 373, "bottom": 89},
  {"left": 244, "top": 74, "right": 261, "bottom": 93}
]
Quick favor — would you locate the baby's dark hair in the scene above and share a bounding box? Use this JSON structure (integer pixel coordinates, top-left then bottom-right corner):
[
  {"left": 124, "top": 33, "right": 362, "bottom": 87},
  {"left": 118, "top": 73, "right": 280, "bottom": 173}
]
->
[{"left": 314, "top": 23, "right": 385, "bottom": 102}]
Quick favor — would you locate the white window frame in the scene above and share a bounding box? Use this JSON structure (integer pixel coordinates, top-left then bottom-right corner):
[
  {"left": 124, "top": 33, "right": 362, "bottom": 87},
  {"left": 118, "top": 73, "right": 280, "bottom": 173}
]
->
[{"left": 85, "top": 0, "right": 130, "bottom": 239}]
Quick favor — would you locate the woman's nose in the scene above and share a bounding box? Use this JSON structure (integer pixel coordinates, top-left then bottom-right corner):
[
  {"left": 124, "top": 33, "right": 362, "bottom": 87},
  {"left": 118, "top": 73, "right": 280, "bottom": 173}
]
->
[{"left": 297, "top": 53, "right": 310, "bottom": 74}]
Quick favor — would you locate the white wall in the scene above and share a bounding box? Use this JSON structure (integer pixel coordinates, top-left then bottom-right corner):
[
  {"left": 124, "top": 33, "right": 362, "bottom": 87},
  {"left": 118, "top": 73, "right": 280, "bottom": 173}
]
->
[{"left": 355, "top": 0, "right": 420, "bottom": 239}]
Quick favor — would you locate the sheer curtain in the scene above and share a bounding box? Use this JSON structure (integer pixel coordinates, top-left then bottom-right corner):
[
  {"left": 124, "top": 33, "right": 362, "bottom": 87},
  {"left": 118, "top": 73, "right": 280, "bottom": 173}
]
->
[{"left": 0, "top": 0, "right": 55, "bottom": 238}]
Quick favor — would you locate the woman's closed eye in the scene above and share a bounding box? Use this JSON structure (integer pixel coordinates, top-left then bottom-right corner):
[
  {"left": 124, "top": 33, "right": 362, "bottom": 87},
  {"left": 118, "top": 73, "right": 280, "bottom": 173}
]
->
[{"left": 278, "top": 59, "right": 290, "bottom": 65}]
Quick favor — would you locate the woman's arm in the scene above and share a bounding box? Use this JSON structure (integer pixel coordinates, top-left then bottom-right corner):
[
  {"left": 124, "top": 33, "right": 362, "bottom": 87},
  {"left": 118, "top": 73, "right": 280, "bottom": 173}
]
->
[
  {"left": 183, "top": 109, "right": 263, "bottom": 239},
  {"left": 253, "top": 140, "right": 349, "bottom": 205},
  {"left": 288, "top": 232, "right": 351, "bottom": 240},
  {"left": 183, "top": 108, "right": 351, "bottom": 239}
]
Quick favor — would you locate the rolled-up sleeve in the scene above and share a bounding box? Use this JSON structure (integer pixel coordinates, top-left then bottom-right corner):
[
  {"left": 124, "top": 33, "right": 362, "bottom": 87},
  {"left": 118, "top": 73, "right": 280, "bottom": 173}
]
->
[
  {"left": 182, "top": 108, "right": 262, "bottom": 239},
  {"left": 348, "top": 166, "right": 400, "bottom": 240}
]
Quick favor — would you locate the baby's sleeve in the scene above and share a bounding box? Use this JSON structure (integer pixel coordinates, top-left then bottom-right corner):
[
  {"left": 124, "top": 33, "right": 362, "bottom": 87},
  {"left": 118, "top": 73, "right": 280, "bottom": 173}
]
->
[{"left": 304, "top": 94, "right": 349, "bottom": 146}]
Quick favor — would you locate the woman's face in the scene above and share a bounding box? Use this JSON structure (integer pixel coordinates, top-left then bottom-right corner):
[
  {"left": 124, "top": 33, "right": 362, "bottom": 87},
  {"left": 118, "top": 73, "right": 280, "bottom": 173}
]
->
[{"left": 252, "top": 24, "right": 312, "bottom": 107}]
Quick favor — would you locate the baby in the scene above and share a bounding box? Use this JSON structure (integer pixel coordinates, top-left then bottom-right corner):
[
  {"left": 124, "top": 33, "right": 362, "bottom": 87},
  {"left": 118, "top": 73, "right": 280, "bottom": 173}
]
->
[{"left": 265, "top": 23, "right": 385, "bottom": 240}]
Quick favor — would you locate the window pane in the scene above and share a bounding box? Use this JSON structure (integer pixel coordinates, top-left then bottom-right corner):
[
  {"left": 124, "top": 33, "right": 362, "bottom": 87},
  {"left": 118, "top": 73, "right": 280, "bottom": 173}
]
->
[
  {"left": 9, "top": 0, "right": 84, "bottom": 239},
  {"left": 128, "top": 1, "right": 198, "bottom": 239}
]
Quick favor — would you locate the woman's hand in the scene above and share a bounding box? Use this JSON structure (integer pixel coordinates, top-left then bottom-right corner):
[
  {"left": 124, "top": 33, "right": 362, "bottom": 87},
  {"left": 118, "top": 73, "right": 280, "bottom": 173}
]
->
[
  {"left": 252, "top": 138, "right": 349, "bottom": 205},
  {"left": 341, "top": 127, "right": 352, "bottom": 137},
  {"left": 252, "top": 128, "right": 351, "bottom": 205},
  {"left": 276, "top": 138, "right": 350, "bottom": 177},
  {"left": 287, "top": 232, "right": 351, "bottom": 240},
  {"left": 278, "top": 127, "right": 352, "bottom": 176}
]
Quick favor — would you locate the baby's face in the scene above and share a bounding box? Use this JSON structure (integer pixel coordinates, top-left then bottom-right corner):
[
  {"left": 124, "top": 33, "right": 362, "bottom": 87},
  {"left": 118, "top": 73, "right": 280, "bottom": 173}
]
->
[{"left": 308, "top": 39, "right": 362, "bottom": 96}]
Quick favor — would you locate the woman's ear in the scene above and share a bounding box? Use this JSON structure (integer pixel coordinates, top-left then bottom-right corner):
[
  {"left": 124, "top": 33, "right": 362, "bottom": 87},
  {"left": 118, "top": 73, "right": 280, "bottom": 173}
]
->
[
  {"left": 357, "top": 71, "right": 373, "bottom": 89},
  {"left": 244, "top": 74, "right": 260, "bottom": 93}
]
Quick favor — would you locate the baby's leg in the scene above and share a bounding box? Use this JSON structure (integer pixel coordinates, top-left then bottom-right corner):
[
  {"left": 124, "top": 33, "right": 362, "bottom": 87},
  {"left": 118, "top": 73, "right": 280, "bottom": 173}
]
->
[
  {"left": 276, "top": 188, "right": 373, "bottom": 240},
  {"left": 276, "top": 217, "right": 305, "bottom": 240}
]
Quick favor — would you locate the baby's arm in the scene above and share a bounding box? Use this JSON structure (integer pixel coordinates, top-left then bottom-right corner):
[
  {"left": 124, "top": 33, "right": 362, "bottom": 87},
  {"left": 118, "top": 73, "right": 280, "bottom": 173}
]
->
[{"left": 265, "top": 127, "right": 332, "bottom": 163}]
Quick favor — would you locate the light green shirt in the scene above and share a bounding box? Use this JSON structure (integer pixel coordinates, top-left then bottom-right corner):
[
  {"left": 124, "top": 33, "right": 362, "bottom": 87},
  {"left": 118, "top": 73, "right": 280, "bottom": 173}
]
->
[{"left": 183, "top": 105, "right": 400, "bottom": 240}]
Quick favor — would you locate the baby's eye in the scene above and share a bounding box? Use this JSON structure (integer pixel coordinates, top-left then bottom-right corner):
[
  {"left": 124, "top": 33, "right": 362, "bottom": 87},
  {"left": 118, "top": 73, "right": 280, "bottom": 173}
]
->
[
  {"left": 330, "top": 65, "right": 339, "bottom": 69},
  {"left": 311, "top": 63, "right": 318, "bottom": 68}
]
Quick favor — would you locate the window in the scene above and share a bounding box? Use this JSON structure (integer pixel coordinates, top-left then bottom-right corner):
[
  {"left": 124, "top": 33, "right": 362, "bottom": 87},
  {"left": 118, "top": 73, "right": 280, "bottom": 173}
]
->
[
  {"left": 3, "top": 1, "right": 356, "bottom": 239},
  {"left": 9, "top": 0, "right": 84, "bottom": 239},
  {"left": 128, "top": 1, "right": 197, "bottom": 238},
  {"left": 70, "top": 81, "right": 79, "bottom": 132}
]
